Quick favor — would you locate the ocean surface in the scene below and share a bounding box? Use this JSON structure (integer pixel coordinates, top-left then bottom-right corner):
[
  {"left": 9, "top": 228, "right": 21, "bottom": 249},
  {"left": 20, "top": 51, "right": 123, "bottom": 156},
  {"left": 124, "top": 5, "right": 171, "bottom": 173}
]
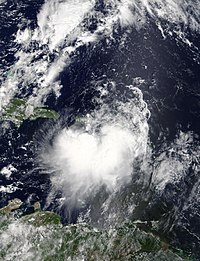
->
[{"left": 0, "top": 0, "right": 200, "bottom": 259}]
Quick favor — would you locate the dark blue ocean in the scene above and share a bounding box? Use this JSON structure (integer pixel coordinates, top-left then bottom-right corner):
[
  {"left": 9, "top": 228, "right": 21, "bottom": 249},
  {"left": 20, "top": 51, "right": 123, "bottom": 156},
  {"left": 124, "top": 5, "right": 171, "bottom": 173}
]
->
[{"left": 0, "top": 0, "right": 200, "bottom": 258}]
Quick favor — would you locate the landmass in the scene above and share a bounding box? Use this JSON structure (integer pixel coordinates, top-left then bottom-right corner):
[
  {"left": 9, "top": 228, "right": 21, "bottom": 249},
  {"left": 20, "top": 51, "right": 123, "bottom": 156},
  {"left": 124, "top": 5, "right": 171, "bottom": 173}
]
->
[
  {"left": 0, "top": 199, "right": 194, "bottom": 261},
  {"left": 0, "top": 98, "right": 59, "bottom": 127}
]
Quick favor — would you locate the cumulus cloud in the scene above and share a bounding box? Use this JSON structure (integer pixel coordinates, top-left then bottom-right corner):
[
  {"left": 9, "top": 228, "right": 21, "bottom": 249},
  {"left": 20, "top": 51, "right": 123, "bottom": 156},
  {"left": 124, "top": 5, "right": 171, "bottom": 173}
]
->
[{"left": 40, "top": 86, "right": 150, "bottom": 206}]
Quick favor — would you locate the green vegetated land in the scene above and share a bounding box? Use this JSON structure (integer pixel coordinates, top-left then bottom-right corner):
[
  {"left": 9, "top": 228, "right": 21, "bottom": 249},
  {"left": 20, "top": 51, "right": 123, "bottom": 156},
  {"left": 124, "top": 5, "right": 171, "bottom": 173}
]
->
[
  {"left": 0, "top": 200, "right": 194, "bottom": 261},
  {"left": 0, "top": 98, "right": 59, "bottom": 127},
  {"left": 0, "top": 99, "right": 196, "bottom": 260}
]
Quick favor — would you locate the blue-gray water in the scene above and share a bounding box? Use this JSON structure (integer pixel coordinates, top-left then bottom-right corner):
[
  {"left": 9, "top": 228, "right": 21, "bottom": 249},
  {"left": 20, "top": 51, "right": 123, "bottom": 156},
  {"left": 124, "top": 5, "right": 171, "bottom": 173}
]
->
[{"left": 0, "top": 0, "right": 200, "bottom": 258}]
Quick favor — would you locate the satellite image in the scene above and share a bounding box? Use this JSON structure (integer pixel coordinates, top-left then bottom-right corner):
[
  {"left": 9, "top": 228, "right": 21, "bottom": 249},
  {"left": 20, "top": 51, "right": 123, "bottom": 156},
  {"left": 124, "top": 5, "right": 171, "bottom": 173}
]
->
[{"left": 0, "top": 0, "right": 200, "bottom": 260}]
